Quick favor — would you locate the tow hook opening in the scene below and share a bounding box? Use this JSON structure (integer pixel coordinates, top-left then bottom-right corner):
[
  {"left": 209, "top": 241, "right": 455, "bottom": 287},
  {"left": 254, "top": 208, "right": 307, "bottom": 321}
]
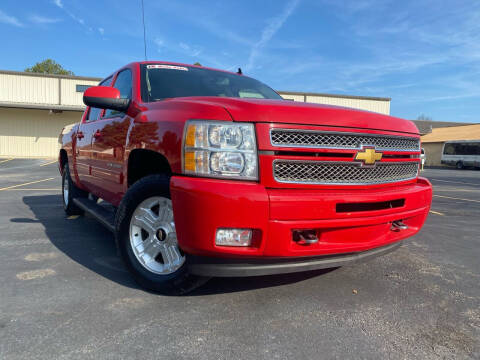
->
[
  {"left": 391, "top": 220, "right": 408, "bottom": 232},
  {"left": 293, "top": 229, "right": 319, "bottom": 245}
]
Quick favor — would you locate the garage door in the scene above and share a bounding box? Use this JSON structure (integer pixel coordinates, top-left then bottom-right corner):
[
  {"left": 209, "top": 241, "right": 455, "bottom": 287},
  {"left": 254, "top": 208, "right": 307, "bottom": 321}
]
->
[{"left": 0, "top": 107, "right": 82, "bottom": 158}]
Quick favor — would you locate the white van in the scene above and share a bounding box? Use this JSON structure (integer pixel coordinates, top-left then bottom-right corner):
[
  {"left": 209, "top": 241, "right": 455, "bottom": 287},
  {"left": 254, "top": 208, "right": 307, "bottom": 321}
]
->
[{"left": 441, "top": 140, "right": 480, "bottom": 169}]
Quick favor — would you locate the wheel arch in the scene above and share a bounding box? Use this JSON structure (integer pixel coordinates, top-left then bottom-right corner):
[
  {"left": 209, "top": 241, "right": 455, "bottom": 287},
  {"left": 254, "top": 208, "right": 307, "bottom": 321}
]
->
[
  {"left": 127, "top": 149, "right": 172, "bottom": 187},
  {"left": 59, "top": 149, "right": 68, "bottom": 174}
]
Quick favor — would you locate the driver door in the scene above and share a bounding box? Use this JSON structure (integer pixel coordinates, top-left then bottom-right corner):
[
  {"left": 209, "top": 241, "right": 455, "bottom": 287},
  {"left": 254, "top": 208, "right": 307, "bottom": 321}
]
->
[
  {"left": 90, "top": 69, "right": 133, "bottom": 205},
  {"left": 74, "top": 76, "right": 113, "bottom": 192},
  {"left": 75, "top": 107, "right": 101, "bottom": 191}
]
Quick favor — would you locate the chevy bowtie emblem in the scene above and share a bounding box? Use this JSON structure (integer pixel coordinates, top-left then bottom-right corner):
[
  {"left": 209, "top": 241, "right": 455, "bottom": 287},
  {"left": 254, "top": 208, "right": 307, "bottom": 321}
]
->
[{"left": 355, "top": 147, "right": 383, "bottom": 165}]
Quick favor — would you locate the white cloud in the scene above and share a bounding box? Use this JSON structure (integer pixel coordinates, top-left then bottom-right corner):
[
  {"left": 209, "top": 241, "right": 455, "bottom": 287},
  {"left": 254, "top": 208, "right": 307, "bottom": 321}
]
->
[
  {"left": 193, "top": 18, "right": 253, "bottom": 47},
  {"left": 147, "top": 2, "right": 253, "bottom": 47},
  {"left": 179, "top": 42, "right": 190, "bottom": 51},
  {"left": 279, "top": 0, "right": 480, "bottom": 104},
  {"left": 67, "top": 12, "right": 87, "bottom": 28},
  {"left": 0, "top": 9, "right": 24, "bottom": 27},
  {"left": 179, "top": 42, "right": 202, "bottom": 57},
  {"left": 245, "top": 0, "right": 300, "bottom": 71},
  {"left": 325, "top": 0, "right": 384, "bottom": 14},
  {"left": 29, "top": 14, "right": 62, "bottom": 24},
  {"left": 53, "top": 0, "right": 63, "bottom": 9},
  {"left": 153, "top": 37, "right": 231, "bottom": 69},
  {"left": 155, "top": 38, "right": 203, "bottom": 58},
  {"left": 154, "top": 38, "right": 164, "bottom": 49},
  {"left": 51, "top": 0, "right": 92, "bottom": 32},
  {"left": 98, "top": 27, "right": 104, "bottom": 35}
]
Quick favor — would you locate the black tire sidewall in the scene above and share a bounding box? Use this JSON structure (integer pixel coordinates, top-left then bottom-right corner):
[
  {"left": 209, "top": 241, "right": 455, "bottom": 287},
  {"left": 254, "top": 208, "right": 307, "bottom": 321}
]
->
[
  {"left": 115, "top": 175, "right": 191, "bottom": 293},
  {"left": 61, "top": 168, "right": 69, "bottom": 211},
  {"left": 62, "top": 165, "right": 85, "bottom": 215}
]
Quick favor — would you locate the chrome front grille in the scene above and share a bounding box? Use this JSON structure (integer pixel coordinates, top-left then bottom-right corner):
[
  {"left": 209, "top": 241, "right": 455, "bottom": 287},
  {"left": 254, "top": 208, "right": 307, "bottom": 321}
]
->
[
  {"left": 270, "top": 129, "right": 420, "bottom": 151},
  {"left": 273, "top": 161, "right": 419, "bottom": 185}
]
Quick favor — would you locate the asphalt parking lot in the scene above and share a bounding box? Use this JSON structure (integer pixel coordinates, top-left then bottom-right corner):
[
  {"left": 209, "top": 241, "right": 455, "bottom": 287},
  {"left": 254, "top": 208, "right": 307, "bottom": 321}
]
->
[{"left": 0, "top": 158, "right": 479, "bottom": 359}]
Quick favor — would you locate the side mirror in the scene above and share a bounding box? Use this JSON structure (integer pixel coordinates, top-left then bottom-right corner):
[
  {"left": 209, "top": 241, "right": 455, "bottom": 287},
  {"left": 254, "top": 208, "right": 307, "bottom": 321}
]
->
[{"left": 83, "top": 86, "right": 130, "bottom": 112}]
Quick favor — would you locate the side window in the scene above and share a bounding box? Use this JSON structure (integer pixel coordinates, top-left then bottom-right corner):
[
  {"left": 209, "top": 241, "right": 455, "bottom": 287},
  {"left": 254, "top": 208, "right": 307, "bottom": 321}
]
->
[
  {"left": 102, "top": 77, "right": 113, "bottom": 87},
  {"left": 85, "top": 76, "right": 113, "bottom": 123},
  {"left": 465, "top": 143, "right": 480, "bottom": 155},
  {"left": 103, "top": 69, "right": 132, "bottom": 118},
  {"left": 443, "top": 144, "right": 455, "bottom": 155},
  {"left": 454, "top": 144, "right": 463, "bottom": 155},
  {"left": 86, "top": 107, "right": 102, "bottom": 123}
]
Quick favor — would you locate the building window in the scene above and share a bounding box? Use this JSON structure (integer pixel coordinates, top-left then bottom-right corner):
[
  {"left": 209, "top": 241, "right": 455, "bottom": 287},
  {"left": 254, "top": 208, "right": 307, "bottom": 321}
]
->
[{"left": 76, "top": 85, "right": 91, "bottom": 93}]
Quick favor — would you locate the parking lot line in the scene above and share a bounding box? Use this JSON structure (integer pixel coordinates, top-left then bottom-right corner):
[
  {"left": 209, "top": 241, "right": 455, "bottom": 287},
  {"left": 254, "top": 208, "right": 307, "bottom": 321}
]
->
[
  {"left": 429, "top": 178, "right": 479, "bottom": 186},
  {"left": 2, "top": 188, "right": 60, "bottom": 191},
  {"left": 434, "top": 194, "right": 480, "bottom": 203},
  {"left": 434, "top": 188, "right": 478, "bottom": 192},
  {"left": 429, "top": 210, "right": 444, "bottom": 216},
  {"left": 0, "top": 177, "right": 55, "bottom": 192},
  {"left": 39, "top": 160, "right": 58, "bottom": 167},
  {"left": 0, "top": 158, "right": 14, "bottom": 164}
]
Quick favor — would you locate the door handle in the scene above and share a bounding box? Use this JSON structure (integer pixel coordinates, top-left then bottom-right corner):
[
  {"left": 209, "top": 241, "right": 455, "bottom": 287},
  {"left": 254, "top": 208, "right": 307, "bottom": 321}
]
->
[
  {"left": 93, "top": 130, "right": 102, "bottom": 139},
  {"left": 77, "top": 131, "right": 84, "bottom": 139}
]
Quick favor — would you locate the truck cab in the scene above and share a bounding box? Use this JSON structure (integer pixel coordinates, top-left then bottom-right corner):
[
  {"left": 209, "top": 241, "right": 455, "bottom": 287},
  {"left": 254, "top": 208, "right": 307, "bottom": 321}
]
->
[{"left": 59, "top": 61, "right": 432, "bottom": 294}]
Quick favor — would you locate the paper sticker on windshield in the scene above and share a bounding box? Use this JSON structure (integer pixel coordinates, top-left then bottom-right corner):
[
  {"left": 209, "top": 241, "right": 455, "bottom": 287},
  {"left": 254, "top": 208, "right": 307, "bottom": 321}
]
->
[{"left": 147, "top": 64, "right": 188, "bottom": 71}]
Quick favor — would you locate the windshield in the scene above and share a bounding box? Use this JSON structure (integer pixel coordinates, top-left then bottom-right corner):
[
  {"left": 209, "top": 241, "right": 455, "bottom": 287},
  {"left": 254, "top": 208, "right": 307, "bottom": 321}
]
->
[{"left": 140, "top": 64, "right": 283, "bottom": 102}]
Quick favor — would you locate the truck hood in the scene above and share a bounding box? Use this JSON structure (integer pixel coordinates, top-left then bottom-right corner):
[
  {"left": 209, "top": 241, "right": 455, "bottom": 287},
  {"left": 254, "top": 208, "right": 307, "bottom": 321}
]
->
[{"left": 165, "top": 97, "right": 419, "bottom": 135}]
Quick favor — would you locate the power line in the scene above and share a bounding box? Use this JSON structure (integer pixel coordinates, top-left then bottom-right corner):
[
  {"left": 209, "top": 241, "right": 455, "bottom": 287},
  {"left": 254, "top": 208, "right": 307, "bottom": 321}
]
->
[{"left": 141, "top": 0, "right": 147, "bottom": 60}]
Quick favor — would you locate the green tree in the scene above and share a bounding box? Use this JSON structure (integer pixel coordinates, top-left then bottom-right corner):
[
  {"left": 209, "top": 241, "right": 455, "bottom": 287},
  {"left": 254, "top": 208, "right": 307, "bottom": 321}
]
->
[
  {"left": 416, "top": 114, "right": 432, "bottom": 121},
  {"left": 25, "top": 59, "right": 74, "bottom": 75},
  {"left": 193, "top": 62, "right": 202, "bottom": 66}
]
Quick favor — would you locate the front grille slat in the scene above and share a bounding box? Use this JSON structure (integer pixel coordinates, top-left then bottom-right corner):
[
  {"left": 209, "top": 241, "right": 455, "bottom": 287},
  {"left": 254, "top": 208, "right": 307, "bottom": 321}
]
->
[
  {"left": 271, "top": 130, "right": 420, "bottom": 151},
  {"left": 273, "top": 161, "right": 419, "bottom": 185}
]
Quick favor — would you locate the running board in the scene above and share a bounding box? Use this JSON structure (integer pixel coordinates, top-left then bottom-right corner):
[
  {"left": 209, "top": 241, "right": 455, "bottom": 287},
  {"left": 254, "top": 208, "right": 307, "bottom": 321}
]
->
[{"left": 73, "top": 198, "right": 115, "bottom": 233}]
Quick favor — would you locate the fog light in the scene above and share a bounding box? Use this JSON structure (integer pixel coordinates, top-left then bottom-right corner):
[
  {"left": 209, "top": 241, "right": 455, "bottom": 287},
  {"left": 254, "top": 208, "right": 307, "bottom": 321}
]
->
[{"left": 215, "top": 228, "right": 252, "bottom": 247}]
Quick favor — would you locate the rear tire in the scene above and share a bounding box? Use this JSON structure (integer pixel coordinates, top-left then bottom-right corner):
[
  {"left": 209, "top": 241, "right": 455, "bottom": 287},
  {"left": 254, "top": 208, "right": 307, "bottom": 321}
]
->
[
  {"left": 62, "top": 164, "right": 87, "bottom": 215},
  {"left": 456, "top": 161, "right": 464, "bottom": 169},
  {"left": 115, "top": 174, "right": 209, "bottom": 295}
]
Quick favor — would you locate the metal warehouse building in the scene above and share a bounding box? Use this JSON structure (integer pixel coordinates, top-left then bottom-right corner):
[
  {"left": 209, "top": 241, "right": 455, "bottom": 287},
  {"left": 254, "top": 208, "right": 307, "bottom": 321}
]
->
[
  {"left": 0, "top": 70, "right": 99, "bottom": 158},
  {"left": 0, "top": 69, "right": 391, "bottom": 158}
]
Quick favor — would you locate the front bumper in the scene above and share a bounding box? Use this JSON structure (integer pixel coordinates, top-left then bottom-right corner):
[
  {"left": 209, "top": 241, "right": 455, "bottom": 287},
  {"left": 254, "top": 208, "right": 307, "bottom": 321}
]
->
[
  {"left": 170, "top": 176, "right": 432, "bottom": 262},
  {"left": 188, "top": 241, "right": 402, "bottom": 277}
]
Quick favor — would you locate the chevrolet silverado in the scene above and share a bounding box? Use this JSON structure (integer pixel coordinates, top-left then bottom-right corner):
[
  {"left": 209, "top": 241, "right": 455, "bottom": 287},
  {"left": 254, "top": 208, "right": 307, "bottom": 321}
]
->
[{"left": 59, "top": 61, "right": 432, "bottom": 294}]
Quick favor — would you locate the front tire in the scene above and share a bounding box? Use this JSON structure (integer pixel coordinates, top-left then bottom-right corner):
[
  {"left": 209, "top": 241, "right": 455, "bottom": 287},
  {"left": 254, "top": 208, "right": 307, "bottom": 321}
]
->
[
  {"left": 456, "top": 161, "right": 464, "bottom": 170},
  {"left": 62, "top": 164, "right": 87, "bottom": 215},
  {"left": 115, "top": 174, "right": 208, "bottom": 294}
]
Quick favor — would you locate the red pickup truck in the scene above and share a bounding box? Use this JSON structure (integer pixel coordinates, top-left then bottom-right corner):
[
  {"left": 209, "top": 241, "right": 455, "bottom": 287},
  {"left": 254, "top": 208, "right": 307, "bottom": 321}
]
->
[{"left": 59, "top": 61, "right": 432, "bottom": 294}]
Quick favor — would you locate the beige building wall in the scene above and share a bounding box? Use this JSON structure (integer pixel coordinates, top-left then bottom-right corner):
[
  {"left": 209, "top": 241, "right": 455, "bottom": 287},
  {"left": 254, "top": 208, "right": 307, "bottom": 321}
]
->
[
  {"left": 277, "top": 91, "right": 391, "bottom": 115},
  {"left": 60, "top": 78, "right": 99, "bottom": 106},
  {"left": 0, "top": 71, "right": 100, "bottom": 108},
  {"left": 279, "top": 93, "right": 305, "bottom": 102},
  {"left": 422, "top": 142, "right": 444, "bottom": 166},
  {"left": 0, "top": 107, "right": 82, "bottom": 158},
  {"left": 305, "top": 95, "right": 390, "bottom": 115},
  {"left": 0, "top": 72, "right": 59, "bottom": 105}
]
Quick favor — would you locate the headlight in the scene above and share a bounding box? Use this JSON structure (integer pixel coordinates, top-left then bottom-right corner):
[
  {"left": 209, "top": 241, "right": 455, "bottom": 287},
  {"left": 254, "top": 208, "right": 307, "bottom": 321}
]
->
[{"left": 183, "top": 120, "right": 258, "bottom": 180}]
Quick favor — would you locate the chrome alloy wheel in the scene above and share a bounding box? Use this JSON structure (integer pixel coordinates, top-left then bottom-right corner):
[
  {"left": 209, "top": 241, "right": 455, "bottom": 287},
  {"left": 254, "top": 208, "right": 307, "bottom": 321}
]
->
[
  {"left": 129, "top": 197, "right": 185, "bottom": 275},
  {"left": 63, "top": 175, "right": 69, "bottom": 206}
]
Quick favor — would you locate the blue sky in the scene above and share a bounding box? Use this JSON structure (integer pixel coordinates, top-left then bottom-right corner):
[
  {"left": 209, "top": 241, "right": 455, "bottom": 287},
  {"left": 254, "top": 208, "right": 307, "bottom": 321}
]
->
[{"left": 1, "top": 0, "right": 479, "bottom": 122}]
